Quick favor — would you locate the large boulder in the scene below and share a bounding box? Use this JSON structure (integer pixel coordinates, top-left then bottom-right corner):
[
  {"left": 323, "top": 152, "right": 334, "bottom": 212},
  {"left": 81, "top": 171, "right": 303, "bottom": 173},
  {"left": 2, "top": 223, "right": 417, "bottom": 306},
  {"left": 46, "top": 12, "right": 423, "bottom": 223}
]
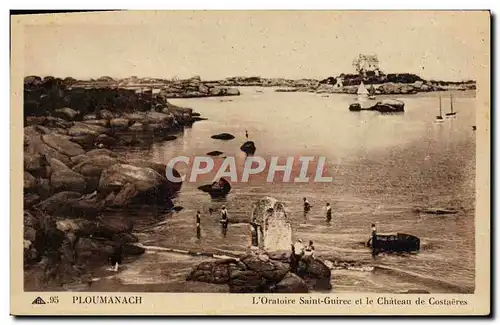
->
[
  {"left": 110, "top": 182, "right": 139, "bottom": 207},
  {"left": 125, "top": 159, "right": 166, "bottom": 176},
  {"left": 296, "top": 256, "right": 332, "bottom": 290},
  {"left": 98, "top": 164, "right": 177, "bottom": 206},
  {"left": 98, "top": 164, "right": 164, "bottom": 193},
  {"left": 273, "top": 272, "right": 309, "bottom": 293},
  {"left": 145, "top": 112, "right": 174, "bottom": 125},
  {"left": 186, "top": 259, "right": 238, "bottom": 284},
  {"left": 25, "top": 134, "right": 72, "bottom": 167},
  {"left": 229, "top": 270, "right": 269, "bottom": 293},
  {"left": 34, "top": 191, "right": 101, "bottom": 218},
  {"left": 68, "top": 122, "right": 108, "bottom": 137},
  {"left": 240, "top": 254, "right": 289, "bottom": 283},
  {"left": 97, "top": 215, "right": 134, "bottom": 233},
  {"left": 75, "top": 237, "right": 144, "bottom": 264},
  {"left": 54, "top": 107, "right": 80, "bottom": 121},
  {"left": 49, "top": 158, "right": 87, "bottom": 193},
  {"left": 72, "top": 155, "right": 119, "bottom": 178},
  {"left": 70, "top": 154, "right": 90, "bottom": 166},
  {"left": 24, "top": 151, "right": 46, "bottom": 176},
  {"left": 109, "top": 118, "right": 130, "bottom": 131},
  {"left": 124, "top": 159, "right": 182, "bottom": 191},
  {"left": 42, "top": 133, "right": 85, "bottom": 157},
  {"left": 56, "top": 215, "right": 133, "bottom": 239}
]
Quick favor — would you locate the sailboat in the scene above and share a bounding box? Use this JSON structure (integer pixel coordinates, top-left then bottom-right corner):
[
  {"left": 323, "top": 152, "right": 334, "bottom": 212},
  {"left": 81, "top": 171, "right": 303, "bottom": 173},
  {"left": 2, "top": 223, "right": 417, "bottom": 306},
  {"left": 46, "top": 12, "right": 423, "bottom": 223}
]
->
[
  {"left": 435, "top": 95, "right": 444, "bottom": 122},
  {"left": 445, "top": 93, "right": 457, "bottom": 117},
  {"left": 357, "top": 81, "right": 369, "bottom": 98},
  {"left": 368, "top": 84, "right": 376, "bottom": 100}
]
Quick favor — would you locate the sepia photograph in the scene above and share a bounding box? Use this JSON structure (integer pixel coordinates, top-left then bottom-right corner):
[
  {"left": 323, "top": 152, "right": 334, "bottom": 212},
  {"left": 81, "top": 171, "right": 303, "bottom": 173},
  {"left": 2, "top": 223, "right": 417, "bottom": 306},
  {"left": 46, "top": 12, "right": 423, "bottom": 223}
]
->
[{"left": 10, "top": 9, "right": 491, "bottom": 315}]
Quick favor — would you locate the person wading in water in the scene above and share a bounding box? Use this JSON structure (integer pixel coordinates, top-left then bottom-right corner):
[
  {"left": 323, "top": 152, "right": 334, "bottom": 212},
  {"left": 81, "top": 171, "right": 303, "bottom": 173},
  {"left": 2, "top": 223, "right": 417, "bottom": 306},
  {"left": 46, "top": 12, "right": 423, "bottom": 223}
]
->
[
  {"left": 245, "top": 130, "right": 249, "bottom": 139},
  {"left": 370, "top": 223, "right": 378, "bottom": 257},
  {"left": 220, "top": 206, "right": 229, "bottom": 237},
  {"left": 325, "top": 203, "right": 332, "bottom": 223},
  {"left": 196, "top": 210, "right": 201, "bottom": 239}
]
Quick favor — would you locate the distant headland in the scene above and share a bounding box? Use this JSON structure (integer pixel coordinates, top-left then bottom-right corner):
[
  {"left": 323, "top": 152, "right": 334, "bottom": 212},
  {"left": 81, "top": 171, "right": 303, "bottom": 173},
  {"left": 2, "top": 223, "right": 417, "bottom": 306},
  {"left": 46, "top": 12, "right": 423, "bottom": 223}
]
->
[{"left": 24, "top": 54, "right": 475, "bottom": 98}]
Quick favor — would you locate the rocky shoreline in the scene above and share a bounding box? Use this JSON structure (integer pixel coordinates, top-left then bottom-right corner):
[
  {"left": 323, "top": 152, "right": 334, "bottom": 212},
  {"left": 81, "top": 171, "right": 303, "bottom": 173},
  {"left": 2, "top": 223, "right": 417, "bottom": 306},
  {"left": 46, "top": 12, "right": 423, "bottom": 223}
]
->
[
  {"left": 67, "top": 75, "right": 240, "bottom": 98},
  {"left": 23, "top": 76, "right": 204, "bottom": 288}
]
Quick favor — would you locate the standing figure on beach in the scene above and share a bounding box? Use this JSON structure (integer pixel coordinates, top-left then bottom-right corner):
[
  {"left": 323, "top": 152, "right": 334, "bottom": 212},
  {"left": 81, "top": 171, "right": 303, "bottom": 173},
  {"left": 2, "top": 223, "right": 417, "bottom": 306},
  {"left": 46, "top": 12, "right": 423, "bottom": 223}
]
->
[
  {"left": 196, "top": 210, "right": 201, "bottom": 239},
  {"left": 370, "top": 223, "right": 378, "bottom": 257},
  {"left": 220, "top": 205, "right": 229, "bottom": 237},
  {"left": 325, "top": 203, "right": 332, "bottom": 223},
  {"left": 245, "top": 130, "right": 249, "bottom": 139},
  {"left": 292, "top": 239, "right": 305, "bottom": 272},
  {"left": 250, "top": 217, "right": 262, "bottom": 248},
  {"left": 303, "top": 197, "right": 311, "bottom": 214}
]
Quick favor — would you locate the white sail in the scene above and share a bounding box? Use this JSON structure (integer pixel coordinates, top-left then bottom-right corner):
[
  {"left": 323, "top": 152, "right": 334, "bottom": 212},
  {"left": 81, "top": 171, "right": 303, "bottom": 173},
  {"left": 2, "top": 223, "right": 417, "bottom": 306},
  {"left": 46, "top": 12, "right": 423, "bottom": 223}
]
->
[{"left": 357, "top": 81, "right": 369, "bottom": 95}]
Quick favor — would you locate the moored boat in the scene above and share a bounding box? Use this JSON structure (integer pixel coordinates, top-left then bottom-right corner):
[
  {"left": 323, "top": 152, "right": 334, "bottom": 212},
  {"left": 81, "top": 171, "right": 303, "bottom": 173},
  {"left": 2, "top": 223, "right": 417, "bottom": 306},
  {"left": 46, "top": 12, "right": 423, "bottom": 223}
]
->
[
  {"left": 445, "top": 92, "right": 457, "bottom": 117},
  {"left": 197, "top": 178, "right": 232, "bottom": 197},
  {"left": 367, "top": 233, "right": 420, "bottom": 253}
]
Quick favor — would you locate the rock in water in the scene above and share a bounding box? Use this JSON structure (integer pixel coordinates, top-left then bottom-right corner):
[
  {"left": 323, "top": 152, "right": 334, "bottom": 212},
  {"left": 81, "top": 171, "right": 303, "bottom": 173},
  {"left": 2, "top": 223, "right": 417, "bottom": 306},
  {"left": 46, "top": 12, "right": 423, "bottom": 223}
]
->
[
  {"left": 206, "top": 150, "right": 223, "bottom": 156},
  {"left": 211, "top": 133, "right": 235, "bottom": 140},
  {"left": 240, "top": 141, "right": 256, "bottom": 155},
  {"left": 120, "top": 159, "right": 182, "bottom": 193}
]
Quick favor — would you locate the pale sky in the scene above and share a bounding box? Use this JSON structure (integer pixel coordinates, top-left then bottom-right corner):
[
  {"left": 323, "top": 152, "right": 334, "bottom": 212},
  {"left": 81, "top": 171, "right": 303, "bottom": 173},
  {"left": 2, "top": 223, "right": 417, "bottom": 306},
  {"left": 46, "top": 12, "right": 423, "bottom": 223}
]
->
[{"left": 21, "top": 11, "right": 489, "bottom": 81}]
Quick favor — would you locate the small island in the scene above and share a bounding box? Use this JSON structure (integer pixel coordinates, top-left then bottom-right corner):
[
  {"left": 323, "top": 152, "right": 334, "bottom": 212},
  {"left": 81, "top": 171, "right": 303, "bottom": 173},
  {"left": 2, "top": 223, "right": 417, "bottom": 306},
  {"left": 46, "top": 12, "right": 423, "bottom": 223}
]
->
[{"left": 214, "top": 54, "right": 476, "bottom": 95}]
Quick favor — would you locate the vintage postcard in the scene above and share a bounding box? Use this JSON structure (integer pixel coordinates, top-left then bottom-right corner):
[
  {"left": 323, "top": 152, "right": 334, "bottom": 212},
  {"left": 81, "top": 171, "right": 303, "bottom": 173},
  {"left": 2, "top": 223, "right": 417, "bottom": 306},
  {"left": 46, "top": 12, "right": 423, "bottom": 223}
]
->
[{"left": 11, "top": 10, "right": 490, "bottom": 315}]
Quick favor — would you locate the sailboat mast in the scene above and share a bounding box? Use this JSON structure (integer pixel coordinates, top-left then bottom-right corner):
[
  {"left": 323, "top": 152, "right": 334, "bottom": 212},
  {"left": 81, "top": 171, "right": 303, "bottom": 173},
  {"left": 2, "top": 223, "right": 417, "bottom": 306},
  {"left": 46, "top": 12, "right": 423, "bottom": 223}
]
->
[
  {"left": 450, "top": 93, "right": 454, "bottom": 113},
  {"left": 439, "top": 95, "right": 442, "bottom": 116}
]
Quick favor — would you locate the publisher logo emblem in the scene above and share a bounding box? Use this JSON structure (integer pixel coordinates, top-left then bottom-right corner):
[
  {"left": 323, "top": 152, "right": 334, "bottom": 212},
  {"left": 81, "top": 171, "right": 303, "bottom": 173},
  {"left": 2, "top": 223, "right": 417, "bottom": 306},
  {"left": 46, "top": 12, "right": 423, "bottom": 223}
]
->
[{"left": 32, "top": 297, "right": 46, "bottom": 305}]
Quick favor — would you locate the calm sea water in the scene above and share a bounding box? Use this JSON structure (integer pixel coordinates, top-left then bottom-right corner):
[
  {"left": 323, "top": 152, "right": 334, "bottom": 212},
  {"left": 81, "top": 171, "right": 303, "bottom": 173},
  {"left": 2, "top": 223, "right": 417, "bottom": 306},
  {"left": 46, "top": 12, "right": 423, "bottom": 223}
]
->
[{"left": 116, "top": 87, "right": 476, "bottom": 293}]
